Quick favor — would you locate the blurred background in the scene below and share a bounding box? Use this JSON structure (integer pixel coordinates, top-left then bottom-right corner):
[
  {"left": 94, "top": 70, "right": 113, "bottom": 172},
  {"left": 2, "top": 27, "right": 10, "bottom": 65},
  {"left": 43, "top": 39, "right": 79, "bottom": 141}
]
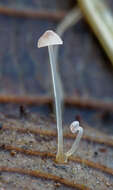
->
[{"left": 0, "top": 0, "right": 113, "bottom": 133}]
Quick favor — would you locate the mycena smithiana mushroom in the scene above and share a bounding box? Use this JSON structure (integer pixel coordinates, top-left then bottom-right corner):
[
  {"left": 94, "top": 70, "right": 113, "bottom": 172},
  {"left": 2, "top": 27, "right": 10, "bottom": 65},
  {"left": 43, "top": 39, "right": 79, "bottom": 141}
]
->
[{"left": 38, "top": 30, "right": 64, "bottom": 163}]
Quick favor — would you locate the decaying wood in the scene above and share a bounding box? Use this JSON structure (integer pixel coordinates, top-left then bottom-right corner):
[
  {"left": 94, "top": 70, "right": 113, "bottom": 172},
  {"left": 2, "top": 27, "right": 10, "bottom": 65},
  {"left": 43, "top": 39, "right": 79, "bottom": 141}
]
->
[
  {"left": 0, "top": 166, "right": 90, "bottom": 190},
  {"left": 0, "top": 114, "right": 113, "bottom": 190},
  {"left": 0, "top": 5, "right": 66, "bottom": 20},
  {"left": 0, "top": 95, "right": 113, "bottom": 112},
  {"left": 2, "top": 125, "right": 113, "bottom": 148},
  {"left": 0, "top": 144, "right": 113, "bottom": 176}
]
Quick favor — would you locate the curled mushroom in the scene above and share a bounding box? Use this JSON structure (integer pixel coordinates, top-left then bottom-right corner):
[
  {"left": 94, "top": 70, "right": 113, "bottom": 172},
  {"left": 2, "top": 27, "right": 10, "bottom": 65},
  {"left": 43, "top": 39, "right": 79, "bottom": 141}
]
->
[{"left": 65, "top": 121, "right": 83, "bottom": 162}]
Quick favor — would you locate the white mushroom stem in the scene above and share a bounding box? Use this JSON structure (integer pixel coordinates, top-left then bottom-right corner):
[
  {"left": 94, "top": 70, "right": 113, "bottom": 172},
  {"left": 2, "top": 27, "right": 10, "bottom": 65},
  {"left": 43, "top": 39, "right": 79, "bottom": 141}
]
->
[
  {"left": 48, "top": 45, "right": 64, "bottom": 159},
  {"left": 65, "top": 121, "right": 83, "bottom": 161}
]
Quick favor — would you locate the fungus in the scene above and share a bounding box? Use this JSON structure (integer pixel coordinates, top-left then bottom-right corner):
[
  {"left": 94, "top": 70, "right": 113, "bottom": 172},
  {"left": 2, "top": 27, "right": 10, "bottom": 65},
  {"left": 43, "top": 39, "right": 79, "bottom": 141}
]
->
[
  {"left": 38, "top": 30, "right": 64, "bottom": 163},
  {"left": 65, "top": 121, "right": 83, "bottom": 162},
  {"left": 37, "top": 30, "right": 83, "bottom": 163}
]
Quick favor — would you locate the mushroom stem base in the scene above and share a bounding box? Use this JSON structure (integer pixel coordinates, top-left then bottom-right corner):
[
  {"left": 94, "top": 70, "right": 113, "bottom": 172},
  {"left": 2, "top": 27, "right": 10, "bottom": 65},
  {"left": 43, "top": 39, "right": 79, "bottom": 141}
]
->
[{"left": 55, "top": 152, "right": 66, "bottom": 164}]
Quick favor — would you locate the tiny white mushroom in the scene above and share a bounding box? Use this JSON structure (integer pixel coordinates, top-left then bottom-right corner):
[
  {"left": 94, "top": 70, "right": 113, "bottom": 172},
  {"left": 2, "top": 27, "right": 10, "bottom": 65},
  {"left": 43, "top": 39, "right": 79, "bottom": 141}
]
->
[
  {"left": 38, "top": 30, "right": 64, "bottom": 163},
  {"left": 38, "top": 30, "right": 63, "bottom": 48},
  {"left": 65, "top": 121, "right": 83, "bottom": 162}
]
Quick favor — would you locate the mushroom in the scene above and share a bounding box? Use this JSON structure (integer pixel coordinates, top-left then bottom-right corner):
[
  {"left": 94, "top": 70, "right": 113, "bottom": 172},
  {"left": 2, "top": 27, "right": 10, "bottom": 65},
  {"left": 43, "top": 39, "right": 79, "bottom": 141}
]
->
[
  {"left": 38, "top": 30, "right": 65, "bottom": 163},
  {"left": 37, "top": 30, "right": 83, "bottom": 163},
  {"left": 65, "top": 121, "right": 83, "bottom": 162},
  {"left": 38, "top": 30, "right": 63, "bottom": 48}
]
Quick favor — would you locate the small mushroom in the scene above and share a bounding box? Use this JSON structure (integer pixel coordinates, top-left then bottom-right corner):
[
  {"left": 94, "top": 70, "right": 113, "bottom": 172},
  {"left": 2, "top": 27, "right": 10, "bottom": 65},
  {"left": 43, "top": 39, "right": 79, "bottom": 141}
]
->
[
  {"left": 37, "top": 30, "right": 83, "bottom": 163},
  {"left": 38, "top": 30, "right": 63, "bottom": 48},
  {"left": 38, "top": 30, "right": 64, "bottom": 163},
  {"left": 65, "top": 121, "right": 83, "bottom": 162}
]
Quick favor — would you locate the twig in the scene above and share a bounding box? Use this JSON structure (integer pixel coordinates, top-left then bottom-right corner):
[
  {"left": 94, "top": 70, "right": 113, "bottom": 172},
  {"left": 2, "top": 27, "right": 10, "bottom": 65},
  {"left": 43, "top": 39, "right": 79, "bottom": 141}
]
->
[
  {"left": 78, "top": 0, "right": 113, "bottom": 65},
  {"left": 0, "top": 95, "right": 112, "bottom": 112},
  {"left": 0, "top": 6, "right": 66, "bottom": 21},
  {"left": 1, "top": 144, "right": 113, "bottom": 176},
  {"left": 2, "top": 125, "right": 113, "bottom": 148},
  {"left": 0, "top": 166, "right": 90, "bottom": 190}
]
